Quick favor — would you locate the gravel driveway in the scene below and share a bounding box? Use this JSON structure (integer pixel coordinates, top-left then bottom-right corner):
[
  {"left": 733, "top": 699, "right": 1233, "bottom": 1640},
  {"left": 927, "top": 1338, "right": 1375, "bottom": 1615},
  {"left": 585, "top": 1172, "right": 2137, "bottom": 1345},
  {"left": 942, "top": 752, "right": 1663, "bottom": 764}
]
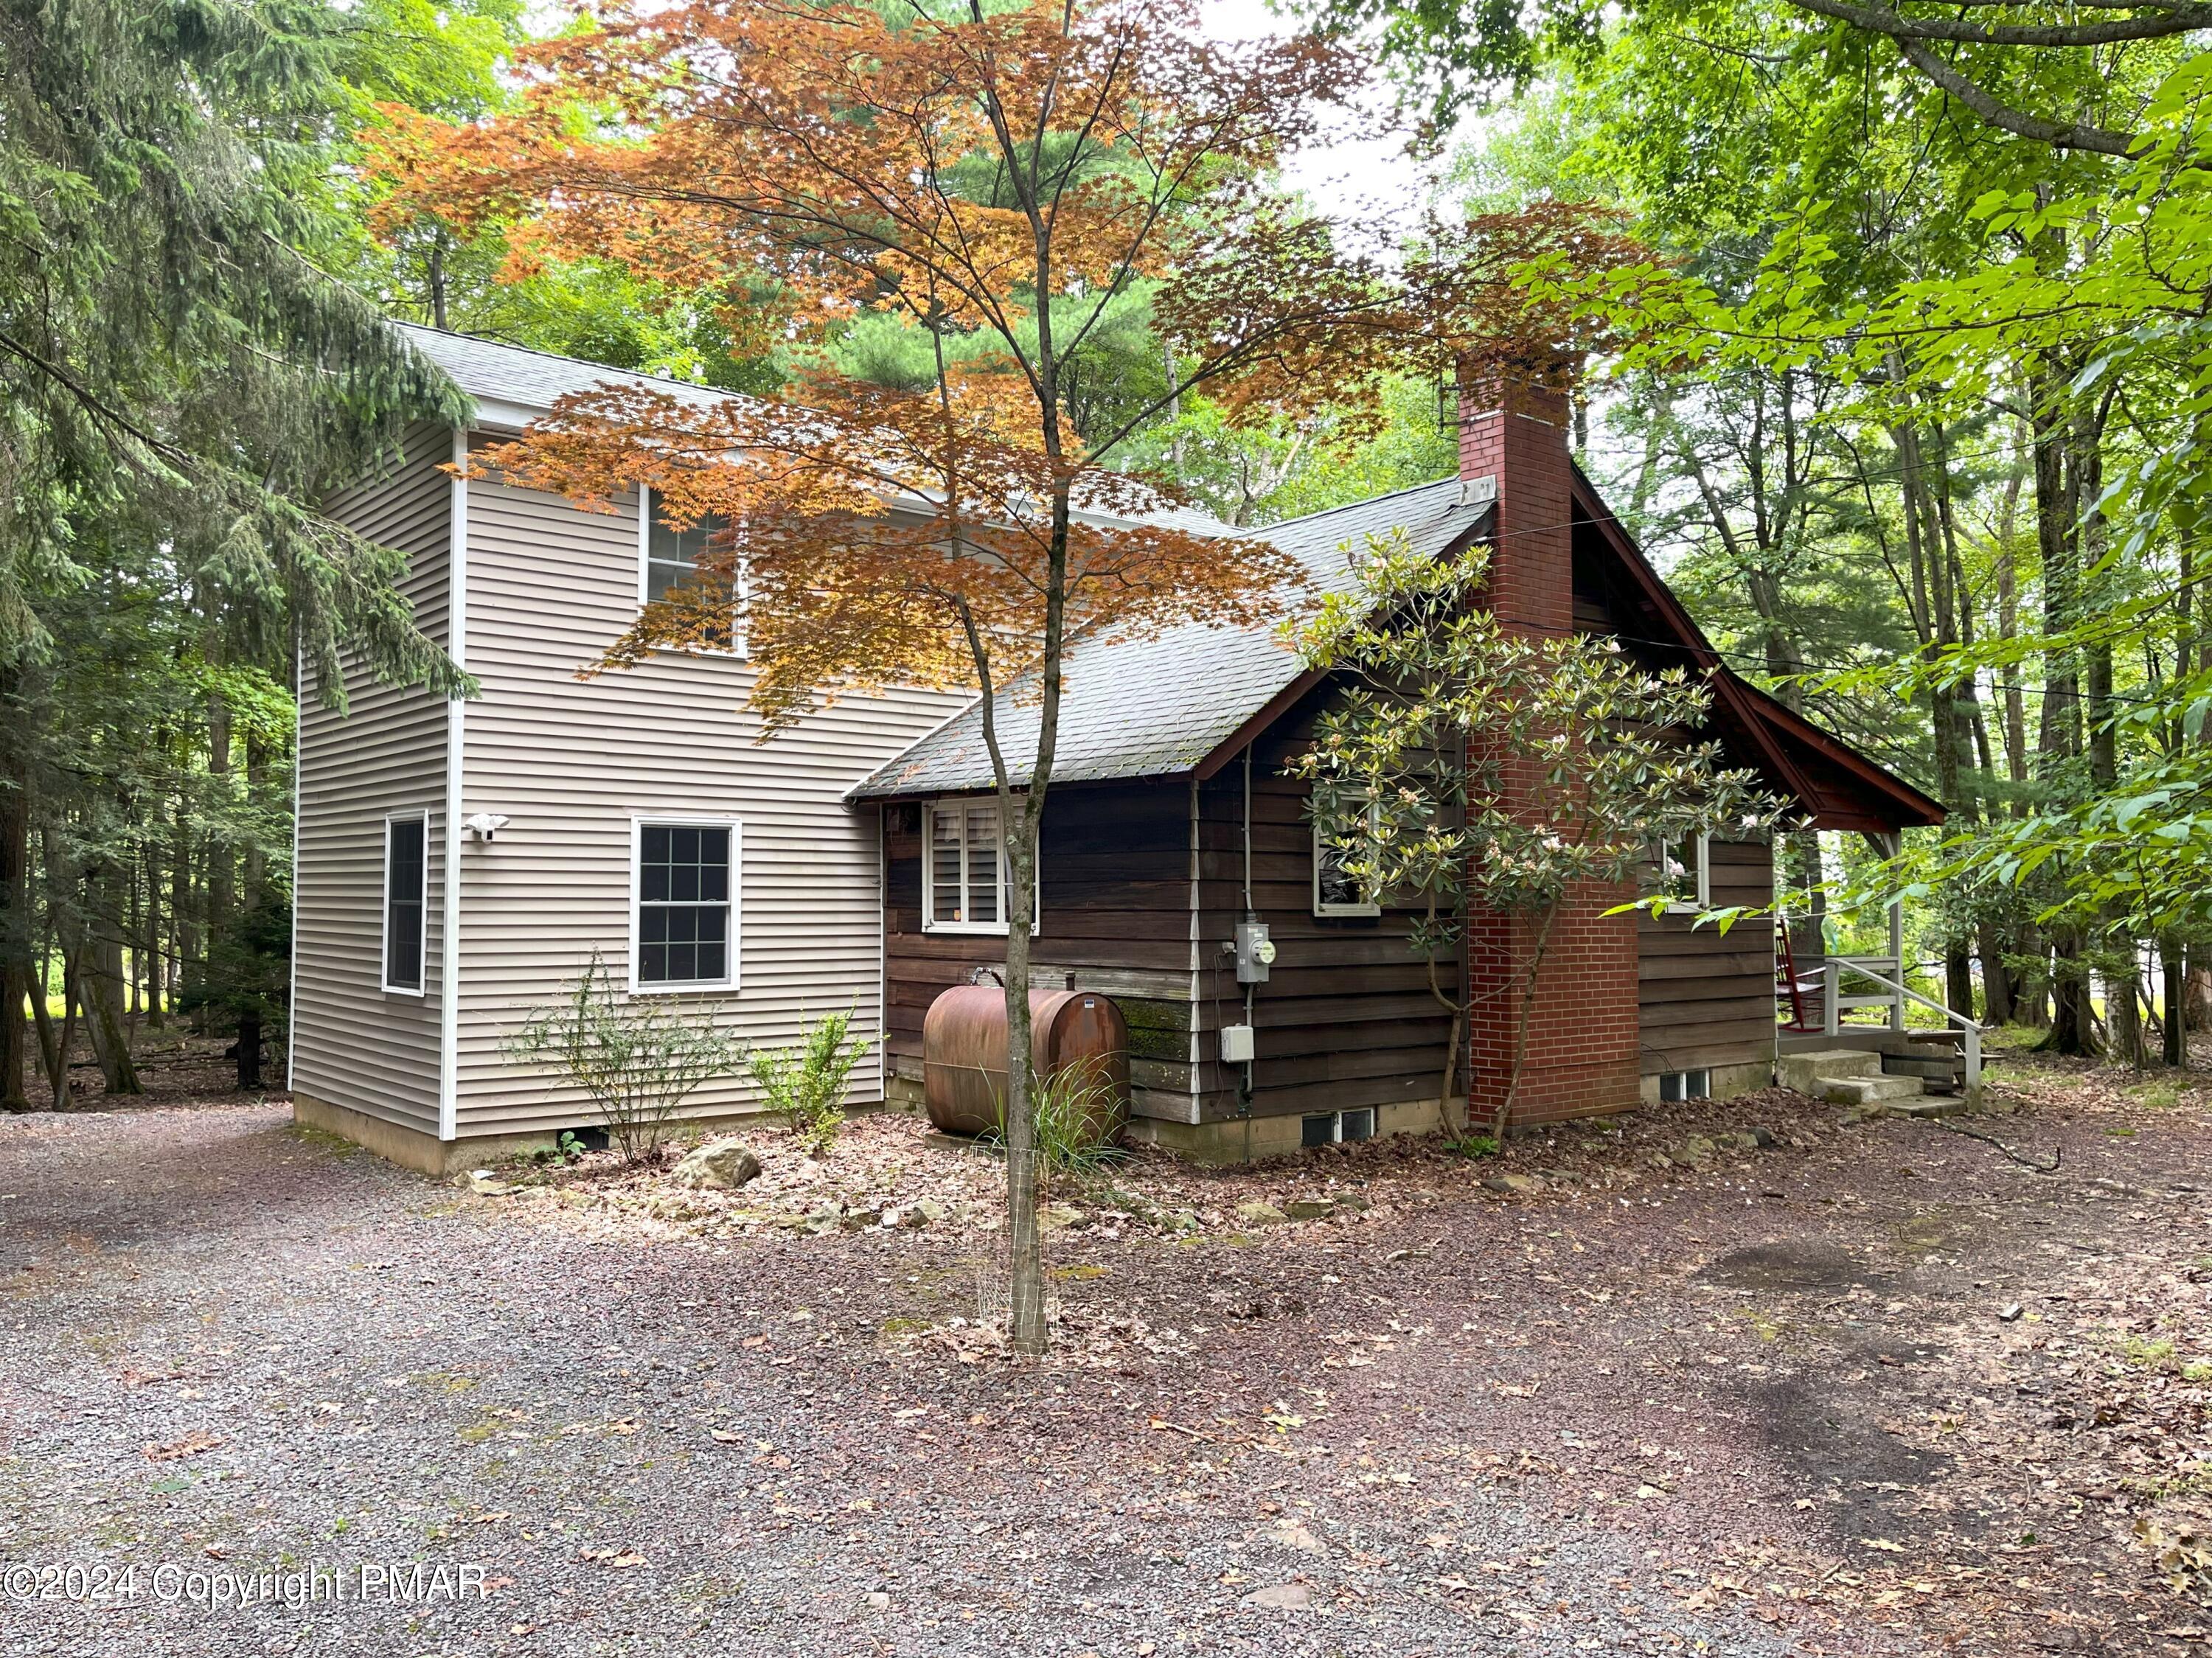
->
[{"left": 1, "top": 1079, "right": 2203, "bottom": 1656}]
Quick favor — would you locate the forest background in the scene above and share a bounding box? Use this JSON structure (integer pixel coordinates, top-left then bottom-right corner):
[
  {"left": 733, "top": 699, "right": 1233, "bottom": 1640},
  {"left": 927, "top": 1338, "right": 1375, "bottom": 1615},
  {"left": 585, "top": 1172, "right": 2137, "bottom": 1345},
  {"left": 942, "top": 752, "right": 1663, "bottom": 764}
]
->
[{"left": 2, "top": 0, "right": 2201, "bottom": 1108}]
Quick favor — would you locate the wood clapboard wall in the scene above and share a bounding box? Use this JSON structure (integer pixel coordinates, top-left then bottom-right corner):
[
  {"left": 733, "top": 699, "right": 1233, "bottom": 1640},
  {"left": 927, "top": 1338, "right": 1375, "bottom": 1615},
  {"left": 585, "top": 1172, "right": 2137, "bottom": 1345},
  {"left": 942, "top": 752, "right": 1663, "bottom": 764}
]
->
[
  {"left": 1635, "top": 836, "right": 1777, "bottom": 1079},
  {"left": 882, "top": 781, "right": 1200, "bottom": 1124},
  {"left": 883, "top": 695, "right": 1463, "bottom": 1129},
  {"left": 1194, "top": 694, "right": 1461, "bottom": 1125}
]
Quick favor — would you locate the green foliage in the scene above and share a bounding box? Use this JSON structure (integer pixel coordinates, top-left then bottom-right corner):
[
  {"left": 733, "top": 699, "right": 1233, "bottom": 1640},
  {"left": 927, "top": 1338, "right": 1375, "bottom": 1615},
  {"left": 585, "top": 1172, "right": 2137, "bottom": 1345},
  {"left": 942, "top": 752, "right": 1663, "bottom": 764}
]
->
[
  {"left": 503, "top": 952, "right": 742, "bottom": 1165},
  {"left": 746, "top": 1008, "right": 871, "bottom": 1157},
  {"left": 1288, "top": 529, "right": 1788, "bottom": 931},
  {"left": 987, "top": 1065, "right": 1121, "bottom": 1182}
]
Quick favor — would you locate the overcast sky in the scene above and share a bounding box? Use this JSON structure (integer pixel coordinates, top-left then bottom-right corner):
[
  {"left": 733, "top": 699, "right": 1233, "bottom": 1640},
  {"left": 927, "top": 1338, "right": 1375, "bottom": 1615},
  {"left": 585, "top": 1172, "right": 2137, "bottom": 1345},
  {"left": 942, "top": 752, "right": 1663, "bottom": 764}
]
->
[{"left": 1198, "top": 0, "right": 1441, "bottom": 236}]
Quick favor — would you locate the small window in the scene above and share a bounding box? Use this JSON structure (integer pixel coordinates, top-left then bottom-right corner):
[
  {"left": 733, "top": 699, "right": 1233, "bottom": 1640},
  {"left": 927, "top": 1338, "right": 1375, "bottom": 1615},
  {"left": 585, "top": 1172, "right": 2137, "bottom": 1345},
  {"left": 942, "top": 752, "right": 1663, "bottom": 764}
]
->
[
  {"left": 634, "top": 820, "right": 737, "bottom": 989},
  {"left": 922, "top": 798, "right": 1036, "bottom": 936},
  {"left": 1301, "top": 1107, "right": 1376, "bottom": 1146},
  {"left": 641, "top": 488, "right": 743, "bottom": 653},
  {"left": 1652, "top": 831, "right": 1711, "bottom": 913},
  {"left": 382, "top": 814, "right": 428, "bottom": 994},
  {"left": 1313, "top": 798, "right": 1382, "bottom": 918},
  {"left": 1658, "top": 1069, "right": 1711, "bottom": 1103}
]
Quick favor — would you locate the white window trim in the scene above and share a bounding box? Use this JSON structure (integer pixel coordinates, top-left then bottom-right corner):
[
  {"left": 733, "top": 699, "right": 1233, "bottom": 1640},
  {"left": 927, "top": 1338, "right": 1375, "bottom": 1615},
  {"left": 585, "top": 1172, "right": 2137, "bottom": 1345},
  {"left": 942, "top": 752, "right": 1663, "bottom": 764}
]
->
[
  {"left": 628, "top": 815, "right": 742, "bottom": 995},
  {"left": 1660, "top": 832, "right": 1712, "bottom": 915},
  {"left": 639, "top": 484, "right": 748, "bottom": 658},
  {"left": 1312, "top": 799, "right": 1382, "bottom": 918},
  {"left": 920, "top": 796, "right": 1040, "bottom": 937},
  {"left": 380, "top": 811, "right": 430, "bottom": 997}
]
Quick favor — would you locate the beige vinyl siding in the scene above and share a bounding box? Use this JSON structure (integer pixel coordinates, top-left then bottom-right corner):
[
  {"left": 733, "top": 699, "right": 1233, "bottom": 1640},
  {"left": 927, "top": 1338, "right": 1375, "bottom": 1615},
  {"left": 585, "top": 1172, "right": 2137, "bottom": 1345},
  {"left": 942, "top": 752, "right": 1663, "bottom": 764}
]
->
[
  {"left": 293, "top": 422, "right": 453, "bottom": 1136},
  {"left": 453, "top": 473, "right": 970, "bottom": 1137}
]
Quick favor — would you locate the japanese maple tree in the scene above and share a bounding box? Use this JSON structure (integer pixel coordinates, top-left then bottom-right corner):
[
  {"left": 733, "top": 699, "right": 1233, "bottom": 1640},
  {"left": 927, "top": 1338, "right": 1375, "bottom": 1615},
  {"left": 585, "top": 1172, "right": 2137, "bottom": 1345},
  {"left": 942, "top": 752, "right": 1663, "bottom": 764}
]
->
[{"left": 372, "top": 0, "right": 1641, "bottom": 1349}]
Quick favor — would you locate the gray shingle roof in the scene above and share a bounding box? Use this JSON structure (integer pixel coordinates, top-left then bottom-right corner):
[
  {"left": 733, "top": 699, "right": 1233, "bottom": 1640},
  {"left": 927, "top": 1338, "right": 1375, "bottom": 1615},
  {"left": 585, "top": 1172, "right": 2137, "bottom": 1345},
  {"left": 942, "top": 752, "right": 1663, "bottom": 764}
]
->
[
  {"left": 396, "top": 323, "right": 737, "bottom": 421},
  {"left": 848, "top": 476, "right": 1497, "bottom": 798},
  {"left": 397, "top": 324, "right": 1491, "bottom": 787}
]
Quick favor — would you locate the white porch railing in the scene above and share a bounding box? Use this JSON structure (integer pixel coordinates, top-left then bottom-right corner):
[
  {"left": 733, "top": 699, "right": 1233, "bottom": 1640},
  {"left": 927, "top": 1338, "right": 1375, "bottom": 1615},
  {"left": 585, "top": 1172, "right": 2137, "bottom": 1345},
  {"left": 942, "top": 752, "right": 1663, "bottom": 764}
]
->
[
  {"left": 1820, "top": 957, "right": 1983, "bottom": 1104},
  {"left": 1821, "top": 954, "right": 1907, "bottom": 1034}
]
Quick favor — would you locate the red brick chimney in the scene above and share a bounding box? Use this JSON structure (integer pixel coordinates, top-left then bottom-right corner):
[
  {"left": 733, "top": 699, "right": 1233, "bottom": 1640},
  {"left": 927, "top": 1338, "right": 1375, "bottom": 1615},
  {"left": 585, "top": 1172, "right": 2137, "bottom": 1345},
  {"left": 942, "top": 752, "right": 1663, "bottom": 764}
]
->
[
  {"left": 1455, "top": 358, "right": 1575, "bottom": 638},
  {"left": 1454, "top": 355, "right": 1643, "bottom": 1133}
]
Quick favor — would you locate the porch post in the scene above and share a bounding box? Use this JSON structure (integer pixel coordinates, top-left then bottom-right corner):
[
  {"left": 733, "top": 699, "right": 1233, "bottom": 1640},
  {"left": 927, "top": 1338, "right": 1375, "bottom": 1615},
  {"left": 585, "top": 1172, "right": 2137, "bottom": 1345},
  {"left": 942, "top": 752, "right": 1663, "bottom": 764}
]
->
[{"left": 1882, "top": 832, "right": 1905, "bottom": 1034}]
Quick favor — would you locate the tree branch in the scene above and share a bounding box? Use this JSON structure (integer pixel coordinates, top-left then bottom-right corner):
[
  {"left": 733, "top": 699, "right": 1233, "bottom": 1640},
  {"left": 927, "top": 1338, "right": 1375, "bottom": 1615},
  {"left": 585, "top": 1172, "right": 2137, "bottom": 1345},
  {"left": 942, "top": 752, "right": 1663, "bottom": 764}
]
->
[{"left": 1784, "top": 0, "right": 2212, "bottom": 48}]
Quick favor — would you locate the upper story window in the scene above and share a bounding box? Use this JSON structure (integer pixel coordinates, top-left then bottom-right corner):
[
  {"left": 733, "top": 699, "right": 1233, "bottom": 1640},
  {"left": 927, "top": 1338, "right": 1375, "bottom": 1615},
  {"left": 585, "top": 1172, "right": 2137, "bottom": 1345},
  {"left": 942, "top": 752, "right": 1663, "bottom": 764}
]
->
[
  {"left": 634, "top": 819, "right": 739, "bottom": 990},
  {"left": 1312, "top": 798, "right": 1382, "bottom": 918},
  {"left": 641, "top": 488, "right": 743, "bottom": 653},
  {"left": 382, "top": 813, "right": 428, "bottom": 994},
  {"left": 922, "top": 798, "right": 1037, "bottom": 936}
]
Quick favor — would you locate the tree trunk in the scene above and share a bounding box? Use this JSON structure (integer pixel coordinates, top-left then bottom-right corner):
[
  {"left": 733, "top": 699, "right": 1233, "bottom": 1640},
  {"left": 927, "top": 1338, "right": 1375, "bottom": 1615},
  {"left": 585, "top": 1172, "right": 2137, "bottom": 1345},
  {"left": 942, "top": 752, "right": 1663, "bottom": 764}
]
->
[
  {"left": 1945, "top": 947, "right": 1977, "bottom": 1024},
  {"left": 0, "top": 758, "right": 27, "bottom": 1112},
  {"left": 83, "top": 861, "right": 140, "bottom": 1095},
  {"left": 41, "top": 945, "right": 78, "bottom": 1112},
  {"left": 2044, "top": 933, "right": 2098, "bottom": 1056},
  {"left": 171, "top": 802, "right": 195, "bottom": 1033},
  {"left": 29, "top": 949, "right": 63, "bottom": 1109},
  {"left": 206, "top": 685, "right": 234, "bottom": 1009},
  {"left": 1979, "top": 922, "right": 2015, "bottom": 1027},
  {"left": 142, "top": 850, "right": 163, "bottom": 1028},
  {"left": 2014, "top": 955, "right": 2052, "bottom": 1029},
  {"left": 2108, "top": 946, "right": 2146, "bottom": 1070},
  {"left": 236, "top": 1006, "right": 263, "bottom": 1091},
  {"left": 2163, "top": 938, "right": 2188, "bottom": 1068}
]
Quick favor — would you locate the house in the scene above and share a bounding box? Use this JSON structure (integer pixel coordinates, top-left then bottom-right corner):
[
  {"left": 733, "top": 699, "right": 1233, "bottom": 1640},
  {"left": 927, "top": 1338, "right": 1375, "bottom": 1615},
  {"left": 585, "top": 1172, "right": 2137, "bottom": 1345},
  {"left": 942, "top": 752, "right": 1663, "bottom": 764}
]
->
[
  {"left": 291, "top": 330, "right": 1941, "bottom": 1172},
  {"left": 851, "top": 366, "right": 1945, "bottom": 1159}
]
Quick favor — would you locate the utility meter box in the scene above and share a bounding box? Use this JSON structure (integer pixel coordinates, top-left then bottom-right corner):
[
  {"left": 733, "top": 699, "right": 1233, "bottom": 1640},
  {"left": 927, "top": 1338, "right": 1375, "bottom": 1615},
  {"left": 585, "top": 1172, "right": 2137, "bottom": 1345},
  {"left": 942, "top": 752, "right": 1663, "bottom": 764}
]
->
[
  {"left": 1233, "top": 921, "right": 1276, "bottom": 984},
  {"left": 1219, "top": 1024, "right": 1256, "bottom": 1065}
]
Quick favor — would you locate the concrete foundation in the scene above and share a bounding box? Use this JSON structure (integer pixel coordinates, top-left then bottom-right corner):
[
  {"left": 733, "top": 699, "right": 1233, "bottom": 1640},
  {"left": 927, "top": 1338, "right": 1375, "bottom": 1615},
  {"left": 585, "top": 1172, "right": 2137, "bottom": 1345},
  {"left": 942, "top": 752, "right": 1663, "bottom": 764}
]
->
[
  {"left": 294, "top": 1093, "right": 793, "bottom": 1177},
  {"left": 291, "top": 1094, "right": 555, "bottom": 1177},
  {"left": 1122, "top": 1096, "right": 1456, "bottom": 1166}
]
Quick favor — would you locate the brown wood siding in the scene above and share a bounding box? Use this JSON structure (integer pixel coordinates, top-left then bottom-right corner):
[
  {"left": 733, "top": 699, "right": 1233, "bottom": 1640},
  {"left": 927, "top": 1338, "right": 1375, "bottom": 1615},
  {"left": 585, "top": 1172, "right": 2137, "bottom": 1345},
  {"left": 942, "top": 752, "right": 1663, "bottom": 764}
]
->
[
  {"left": 1194, "top": 692, "right": 1460, "bottom": 1126},
  {"left": 882, "top": 781, "right": 1199, "bottom": 1123},
  {"left": 1637, "top": 837, "right": 1777, "bottom": 1078}
]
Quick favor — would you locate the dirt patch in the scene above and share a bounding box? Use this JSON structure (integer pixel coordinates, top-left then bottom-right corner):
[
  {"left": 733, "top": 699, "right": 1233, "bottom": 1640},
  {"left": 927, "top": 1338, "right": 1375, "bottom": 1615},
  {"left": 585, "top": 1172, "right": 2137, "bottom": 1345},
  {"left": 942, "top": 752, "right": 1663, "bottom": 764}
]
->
[{"left": 1700, "top": 1239, "right": 1877, "bottom": 1293}]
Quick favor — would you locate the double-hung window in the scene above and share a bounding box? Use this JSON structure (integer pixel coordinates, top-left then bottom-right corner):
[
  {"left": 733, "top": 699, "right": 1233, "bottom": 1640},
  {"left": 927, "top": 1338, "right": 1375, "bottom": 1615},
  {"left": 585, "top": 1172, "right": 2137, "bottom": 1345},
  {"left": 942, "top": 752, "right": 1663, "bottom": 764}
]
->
[
  {"left": 1312, "top": 798, "right": 1382, "bottom": 918},
  {"left": 641, "top": 487, "right": 742, "bottom": 653},
  {"left": 634, "top": 820, "right": 738, "bottom": 989},
  {"left": 382, "top": 814, "right": 428, "bottom": 994},
  {"left": 922, "top": 798, "right": 1034, "bottom": 935}
]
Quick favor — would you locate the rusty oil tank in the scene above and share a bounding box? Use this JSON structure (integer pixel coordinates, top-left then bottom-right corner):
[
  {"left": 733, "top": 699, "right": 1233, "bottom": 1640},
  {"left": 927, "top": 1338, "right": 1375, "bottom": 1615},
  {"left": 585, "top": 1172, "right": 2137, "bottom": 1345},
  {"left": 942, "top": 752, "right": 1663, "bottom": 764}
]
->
[{"left": 922, "top": 985, "right": 1130, "bottom": 1144}]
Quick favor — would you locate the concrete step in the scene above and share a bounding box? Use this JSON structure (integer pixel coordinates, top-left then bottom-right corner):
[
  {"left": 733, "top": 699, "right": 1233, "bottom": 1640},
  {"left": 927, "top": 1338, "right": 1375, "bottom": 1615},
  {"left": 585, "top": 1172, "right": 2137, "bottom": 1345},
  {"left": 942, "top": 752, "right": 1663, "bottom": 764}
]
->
[
  {"left": 1778, "top": 1049, "right": 1884, "bottom": 1093},
  {"left": 1882, "top": 1054, "right": 1961, "bottom": 1080},
  {"left": 1821, "top": 1074, "right": 1927, "bottom": 1107},
  {"left": 1882, "top": 1096, "right": 1969, "bottom": 1119}
]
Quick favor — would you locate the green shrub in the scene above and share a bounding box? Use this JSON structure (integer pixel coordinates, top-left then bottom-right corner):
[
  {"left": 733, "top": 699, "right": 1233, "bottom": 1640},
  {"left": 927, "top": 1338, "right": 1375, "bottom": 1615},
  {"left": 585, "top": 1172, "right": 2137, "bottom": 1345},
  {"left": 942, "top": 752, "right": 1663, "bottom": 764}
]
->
[
  {"left": 748, "top": 1008, "right": 871, "bottom": 1157},
  {"left": 502, "top": 951, "right": 740, "bottom": 1166}
]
